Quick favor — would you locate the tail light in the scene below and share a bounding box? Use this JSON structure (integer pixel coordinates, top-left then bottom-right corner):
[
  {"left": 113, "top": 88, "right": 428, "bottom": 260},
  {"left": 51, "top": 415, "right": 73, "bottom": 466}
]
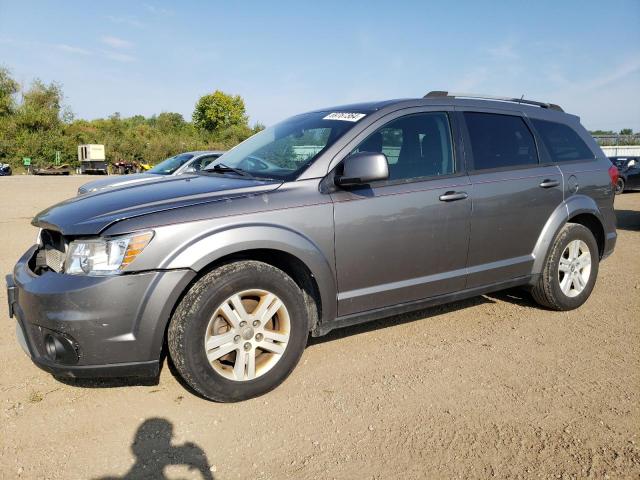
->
[{"left": 608, "top": 165, "right": 619, "bottom": 188}]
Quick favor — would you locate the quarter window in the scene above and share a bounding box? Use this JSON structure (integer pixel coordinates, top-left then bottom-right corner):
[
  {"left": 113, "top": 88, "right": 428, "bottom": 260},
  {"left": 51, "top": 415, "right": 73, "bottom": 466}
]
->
[
  {"left": 463, "top": 112, "right": 538, "bottom": 170},
  {"left": 353, "top": 112, "right": 454, "bottom": 181},
  {"left": 531, "top": 119, "right": 594, "bottom": 162}
]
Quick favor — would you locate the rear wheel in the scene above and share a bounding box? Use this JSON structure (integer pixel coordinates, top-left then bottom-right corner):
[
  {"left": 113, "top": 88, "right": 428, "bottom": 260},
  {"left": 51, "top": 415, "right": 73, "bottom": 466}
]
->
[
  {"left": 531, "top": 223, "right": 599, "bottom": 311},
  {"left": 168, "top": 261, "right": 310, "bottom": 402},
  {"left": 615, "top": 177, "right": 625, "bottom": 194}
]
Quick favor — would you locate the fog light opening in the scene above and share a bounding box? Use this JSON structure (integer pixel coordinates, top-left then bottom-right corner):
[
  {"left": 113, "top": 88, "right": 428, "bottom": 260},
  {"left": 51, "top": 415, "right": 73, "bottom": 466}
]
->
[{"left": 43, "top": 333, "right": 79, "bottom": 365}]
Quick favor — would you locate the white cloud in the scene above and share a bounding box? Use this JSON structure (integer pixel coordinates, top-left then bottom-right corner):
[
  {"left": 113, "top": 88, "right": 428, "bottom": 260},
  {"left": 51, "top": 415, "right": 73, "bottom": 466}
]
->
[
  {"left": 54, "top": 44, "right": 90, "bottom": 55},
  {"left": 103, "top": 51, "right": 136, "bottom": 63},
  {"left": 143, "top": 3, "right": 172, "bottom": 16},
  {"left": 101, "top": 36, "right": 133, "bottom": 49}
]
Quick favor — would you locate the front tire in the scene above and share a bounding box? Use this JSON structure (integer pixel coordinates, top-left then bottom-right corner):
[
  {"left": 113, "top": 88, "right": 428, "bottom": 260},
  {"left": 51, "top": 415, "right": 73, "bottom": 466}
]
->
[
  {"left": 615, "top": 177, "right": 625, "bottom": 194},
  {"left": 168, "top": 261, "right": 310, "bottom": 402},
  {"left": 531, "top": 223, "right": 599, "bottom": 311}
]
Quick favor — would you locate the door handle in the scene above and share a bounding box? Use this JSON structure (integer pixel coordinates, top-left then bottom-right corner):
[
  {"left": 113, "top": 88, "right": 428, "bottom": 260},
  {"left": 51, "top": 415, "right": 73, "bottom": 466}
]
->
[
  {"left": 439, "top": 191, "right": 468, "bottom": 202},
  {"left": 539, "top": 179, "right": 560, "bottom": 188}
]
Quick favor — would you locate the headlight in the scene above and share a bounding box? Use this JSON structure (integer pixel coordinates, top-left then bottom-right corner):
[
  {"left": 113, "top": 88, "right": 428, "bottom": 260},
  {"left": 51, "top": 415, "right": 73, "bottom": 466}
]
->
[{"left": 65, "top": 231, "right": 153, "bottom": 275}]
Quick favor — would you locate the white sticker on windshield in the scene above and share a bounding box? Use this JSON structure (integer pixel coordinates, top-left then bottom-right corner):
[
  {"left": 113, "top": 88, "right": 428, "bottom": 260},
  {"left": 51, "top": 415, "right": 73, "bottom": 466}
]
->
[{"left": 323, "top": 112, "right": 366, "bottom": 122}]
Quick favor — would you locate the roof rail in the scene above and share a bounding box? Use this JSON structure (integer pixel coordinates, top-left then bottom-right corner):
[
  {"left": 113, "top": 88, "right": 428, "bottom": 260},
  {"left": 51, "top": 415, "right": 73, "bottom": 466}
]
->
[{"left": 424, "top": 91, "right": 564, "bottom": 112}]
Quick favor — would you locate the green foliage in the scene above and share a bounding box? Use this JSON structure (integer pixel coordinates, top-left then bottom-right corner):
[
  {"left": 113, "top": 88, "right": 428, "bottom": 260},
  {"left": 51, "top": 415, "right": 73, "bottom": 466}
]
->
[
  {"left": 0, "top": 66, "right": 19, "bottom": 116},
  {"left": 193, "top": 90, "right": 247, "bottom": 132},
  {"left": 619, "top": 128, "right": 633, "bottom": 135},
  {"left": 0, "top": 67, "right": 259, "bottom": 169}
]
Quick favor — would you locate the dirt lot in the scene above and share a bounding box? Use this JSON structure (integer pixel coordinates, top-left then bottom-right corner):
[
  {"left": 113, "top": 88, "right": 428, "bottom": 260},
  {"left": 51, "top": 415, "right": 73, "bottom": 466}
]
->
[{"left": 0, "top": 175, "right": 638, "bottom": 480}]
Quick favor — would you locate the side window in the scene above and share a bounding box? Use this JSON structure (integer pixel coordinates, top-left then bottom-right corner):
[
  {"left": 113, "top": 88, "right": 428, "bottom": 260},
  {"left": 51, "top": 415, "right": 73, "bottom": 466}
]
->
[
  {"left": 530, "top": 119, "right": 594, "bottom": 162},
  {"left": 353, "top": 112, "right": 454, "bottom": 181},
  {"left": 193, "top": 156, "right": 217, "bottom": 171},
  {"left": 463, "top": 112, "right": 538, "bottom": 170}
]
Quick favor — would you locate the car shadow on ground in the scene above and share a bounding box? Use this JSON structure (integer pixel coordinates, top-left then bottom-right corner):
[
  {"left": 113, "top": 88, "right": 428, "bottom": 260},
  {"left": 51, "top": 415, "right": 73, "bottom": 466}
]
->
[
  {"left": 615, "top": 208, "right": 640, "bottom": 232},
  {"left": 93, "top": 417, "right": 215, "bottom": 480}
]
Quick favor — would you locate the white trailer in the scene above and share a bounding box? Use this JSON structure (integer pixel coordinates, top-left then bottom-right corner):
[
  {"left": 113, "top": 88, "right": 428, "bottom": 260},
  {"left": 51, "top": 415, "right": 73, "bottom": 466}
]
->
[{"left": 78, "top": 144, "right": 108, "bottom": 174}]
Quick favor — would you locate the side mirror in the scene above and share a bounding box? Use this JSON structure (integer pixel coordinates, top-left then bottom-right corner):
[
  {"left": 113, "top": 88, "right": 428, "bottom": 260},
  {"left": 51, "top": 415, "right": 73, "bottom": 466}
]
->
[
  {"left": 335, "top": 152, "right": 389, "bottom": 187},
  {"left": 183, "top": 166, "right": 196, "bottom": 173}
]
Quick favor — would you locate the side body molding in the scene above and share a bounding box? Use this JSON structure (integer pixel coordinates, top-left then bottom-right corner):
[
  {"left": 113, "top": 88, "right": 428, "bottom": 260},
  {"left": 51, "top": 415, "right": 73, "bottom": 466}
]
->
[
  {"left": 530, "top": 194, "right": 604, "bottom": 275},
  {"left": 160, "top": 223, "right": 338, "bottom": 325}
]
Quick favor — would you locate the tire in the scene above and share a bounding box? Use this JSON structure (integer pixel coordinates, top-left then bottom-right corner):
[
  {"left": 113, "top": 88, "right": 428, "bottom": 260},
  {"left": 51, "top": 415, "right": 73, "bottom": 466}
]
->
[
  {"left": 531, "top": 223, "right": 599, "bottom": 311},
  {"left": 615, "top": 177, "right": 625, "bottom": 194},
  {"left": 168, "top": 261, "right": 311, "bottom": 402}
]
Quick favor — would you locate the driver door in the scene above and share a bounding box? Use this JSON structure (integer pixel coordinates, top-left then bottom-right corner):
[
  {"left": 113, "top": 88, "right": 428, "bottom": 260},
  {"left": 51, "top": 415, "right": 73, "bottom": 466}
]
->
[{"left": 331, "top": 110, "right": 471, "bottom": 316}]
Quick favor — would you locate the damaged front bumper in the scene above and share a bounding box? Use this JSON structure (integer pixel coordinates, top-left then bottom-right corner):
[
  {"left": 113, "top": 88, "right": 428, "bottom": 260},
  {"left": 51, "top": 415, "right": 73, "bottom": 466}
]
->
[{"left": 6, "top": 245, "right": 195, "bottom": 378}]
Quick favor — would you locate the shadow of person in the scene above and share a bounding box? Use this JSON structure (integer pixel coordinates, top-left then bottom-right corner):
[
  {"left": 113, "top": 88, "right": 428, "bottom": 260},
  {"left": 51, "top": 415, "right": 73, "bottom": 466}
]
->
[{"left": 96, "top": 417, "right": 214, "bottom": 480}]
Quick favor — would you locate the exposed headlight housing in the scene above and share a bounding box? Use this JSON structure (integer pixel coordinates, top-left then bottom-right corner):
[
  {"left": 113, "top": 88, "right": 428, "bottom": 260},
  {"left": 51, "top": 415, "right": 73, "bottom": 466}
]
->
[{"left": 64, "top": 231, "right": 153, "bottom": 275}]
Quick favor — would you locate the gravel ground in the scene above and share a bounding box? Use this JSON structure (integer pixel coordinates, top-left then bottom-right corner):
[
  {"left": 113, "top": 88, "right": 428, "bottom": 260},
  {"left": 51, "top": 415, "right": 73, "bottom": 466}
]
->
[{"left": 0, "top": 175, "right": 639, "bottom": 480}]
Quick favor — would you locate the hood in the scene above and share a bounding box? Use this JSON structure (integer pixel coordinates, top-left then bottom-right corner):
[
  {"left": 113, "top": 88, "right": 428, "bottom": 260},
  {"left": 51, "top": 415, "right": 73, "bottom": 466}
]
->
[
  {"left": 78, "top": 173, "right": 162, "bottom": 194},
  {"left": 34, "top": 174, "right": 282, "bottom": 235}
]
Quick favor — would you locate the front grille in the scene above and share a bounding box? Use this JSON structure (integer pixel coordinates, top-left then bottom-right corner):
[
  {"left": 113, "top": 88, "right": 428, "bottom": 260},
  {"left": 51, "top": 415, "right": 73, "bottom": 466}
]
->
[{"left": 35, "top": 229, "right": 67, "bottom": 273}]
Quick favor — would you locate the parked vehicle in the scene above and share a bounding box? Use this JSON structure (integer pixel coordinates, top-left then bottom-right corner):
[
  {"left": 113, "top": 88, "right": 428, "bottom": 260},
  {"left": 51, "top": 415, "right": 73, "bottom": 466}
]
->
[
  {"left": 609, "top": 156, "right": 640, "bottom": 193},
  {"left": 77, "top": 151, "right": 225, "bottom": 195},
  {"left": 7, "top": 92, "right": 617, "bottom": 402},
  {"left": 32, "top": 163, "right": 71, "bottom": 175},
  {"left": 0, "top": 163, "right": 11, "bottom": 176},
  {"left": 110, "top": 160, "right": 150, "bottom": 175},
  {"left": 78, "top": 144, "right": 108, "bottom": 175}
]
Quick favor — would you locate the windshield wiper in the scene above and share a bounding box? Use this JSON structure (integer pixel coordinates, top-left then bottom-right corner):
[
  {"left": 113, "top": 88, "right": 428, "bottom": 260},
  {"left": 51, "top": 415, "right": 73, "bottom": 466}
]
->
[{"left": 206, "top": 163, "right": 253, "bottom": 178}]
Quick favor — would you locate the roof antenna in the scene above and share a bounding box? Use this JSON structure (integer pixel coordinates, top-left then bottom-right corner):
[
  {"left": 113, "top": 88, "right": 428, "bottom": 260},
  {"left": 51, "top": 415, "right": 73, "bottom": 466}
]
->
[{"left": 519, "top": 94, "right": 525, "bottom": 103}]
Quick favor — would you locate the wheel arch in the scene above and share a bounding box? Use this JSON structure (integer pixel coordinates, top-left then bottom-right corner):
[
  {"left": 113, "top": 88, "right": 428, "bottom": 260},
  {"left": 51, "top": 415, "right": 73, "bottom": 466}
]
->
[
  {"left": 161, "top": 224, "right": 336, "bottom": 330},
  {"left": 531, "top": 195, "right": 606, "bottom": 274}
]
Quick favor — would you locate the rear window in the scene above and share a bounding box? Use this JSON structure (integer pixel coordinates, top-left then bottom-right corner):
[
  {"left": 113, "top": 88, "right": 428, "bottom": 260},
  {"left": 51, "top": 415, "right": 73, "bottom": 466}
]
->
[
  {"left": 463, "top": 112, "right": 538, "bottom": 170},
  {"left": 531, "top": 119, "right": 594, "bottom": 162}
]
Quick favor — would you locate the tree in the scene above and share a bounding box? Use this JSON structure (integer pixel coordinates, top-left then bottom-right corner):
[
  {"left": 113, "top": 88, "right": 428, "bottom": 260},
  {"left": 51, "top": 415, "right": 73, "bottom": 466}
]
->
[
  {"left": 192, "top": 90, "right": 248, "bottom": 132},
  {"left": 619, "top": 128, "right": 633, "bottom": 135},
  {"left": 0, "top": 66, "right": 19, "bottom": 116},
  {"left": 16, "top": 79, "right": 64, "bottom": 132},
  {"left": 156, "top": 112, "right": 185, "bottom": 132}
]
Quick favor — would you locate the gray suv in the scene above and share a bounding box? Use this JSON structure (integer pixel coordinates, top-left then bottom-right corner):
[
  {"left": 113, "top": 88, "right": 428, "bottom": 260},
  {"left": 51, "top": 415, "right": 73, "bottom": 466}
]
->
[{"left": 6, "top": 92, "right": 618, "bottom": 402}]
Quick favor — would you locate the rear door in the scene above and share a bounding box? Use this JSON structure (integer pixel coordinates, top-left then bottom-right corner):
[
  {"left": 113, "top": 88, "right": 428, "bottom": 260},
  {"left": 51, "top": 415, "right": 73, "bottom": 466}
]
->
[{"left": 459, "top": 110, "right": 564, "bottom": 288}]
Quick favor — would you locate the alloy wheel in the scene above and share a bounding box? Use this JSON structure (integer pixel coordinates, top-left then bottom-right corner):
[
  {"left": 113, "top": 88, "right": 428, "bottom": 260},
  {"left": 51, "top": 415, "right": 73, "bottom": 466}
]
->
[
  {"left": 204, "top": 289, "right": 290, "bottom": 381},
  {"left": 558, "top": 240, "right": 591, "bottom": 298}
]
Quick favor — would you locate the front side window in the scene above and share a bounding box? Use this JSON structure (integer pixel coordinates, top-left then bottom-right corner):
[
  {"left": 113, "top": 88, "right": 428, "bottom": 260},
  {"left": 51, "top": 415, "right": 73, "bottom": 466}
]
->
[
  {"left": 464, "top": 112, "right": 538, "bottom": 170},
  {"left": 204, "top": 111, "right": 365, "bottom": 180},
  {"left": 191, "top": 155, "right": 221, "bottom": 171},
  {"left": 352, "top": 112, "right": 454, "bottom": 181},
  {"left": 530, "top": 119, "right": 594, "bottom": 162}
]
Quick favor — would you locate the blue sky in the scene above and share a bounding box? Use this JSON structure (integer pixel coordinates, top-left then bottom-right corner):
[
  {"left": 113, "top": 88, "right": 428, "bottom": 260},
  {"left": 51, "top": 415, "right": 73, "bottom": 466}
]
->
[{"left": 1, "top": 0, "right": 639, "bottom": 130}]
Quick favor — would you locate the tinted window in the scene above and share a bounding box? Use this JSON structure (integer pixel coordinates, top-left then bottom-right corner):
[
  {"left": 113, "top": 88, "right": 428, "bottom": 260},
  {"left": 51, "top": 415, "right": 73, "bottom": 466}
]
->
[
  {"left": 191, "top": 155, "right": 220, "bottom": 171},
  {"left": 464, "top": 112, "right": 538, "bottom": 170},
  {"left": 531, "top": 119, "right": 594, "bottom": 162},
  {"left": 353, "top": 112, "right": 454, "bottom": 181}
]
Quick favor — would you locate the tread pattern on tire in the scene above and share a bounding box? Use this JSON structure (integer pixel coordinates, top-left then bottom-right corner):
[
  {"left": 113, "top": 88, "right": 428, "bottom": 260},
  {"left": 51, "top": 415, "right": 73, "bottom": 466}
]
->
[
  {"left": 167, "top": 260, "right": 311, "bottom": 402},
  {"left": 531, "top": 223, "right": 598, "bottom": 311}
]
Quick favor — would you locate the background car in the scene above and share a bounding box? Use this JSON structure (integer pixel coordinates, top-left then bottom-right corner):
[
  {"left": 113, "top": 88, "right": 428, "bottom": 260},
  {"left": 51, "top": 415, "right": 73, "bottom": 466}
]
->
[
  {"left": 610, "top": 156, "right": 640, "bottom": 194},
  {"left": 0, "top": 163, "right": 12, "bottom": 176},
  {"left": 77, "top": 150, "right": 225, "bottom": 194}
]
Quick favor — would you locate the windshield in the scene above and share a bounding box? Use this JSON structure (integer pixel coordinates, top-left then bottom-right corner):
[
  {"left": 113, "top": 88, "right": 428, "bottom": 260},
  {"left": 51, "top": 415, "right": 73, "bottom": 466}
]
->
[
  {"left": 148, "top": 153, "right": 195, "bottom": 175},
  {"left": 204, "top": 111, "right": 366, "bottom": 180}
]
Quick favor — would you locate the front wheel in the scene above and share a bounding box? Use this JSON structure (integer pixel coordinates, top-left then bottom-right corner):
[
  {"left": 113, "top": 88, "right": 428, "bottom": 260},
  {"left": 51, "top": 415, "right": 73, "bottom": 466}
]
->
[
  {"left": 531, "top": 223, "right": 599, "bottom": 311},
  {"left": 168, "top": 261, "right": 311, "bottom": 402},
  {"left": 615, "top": 177, "right": 625, "bottom": 194}
]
